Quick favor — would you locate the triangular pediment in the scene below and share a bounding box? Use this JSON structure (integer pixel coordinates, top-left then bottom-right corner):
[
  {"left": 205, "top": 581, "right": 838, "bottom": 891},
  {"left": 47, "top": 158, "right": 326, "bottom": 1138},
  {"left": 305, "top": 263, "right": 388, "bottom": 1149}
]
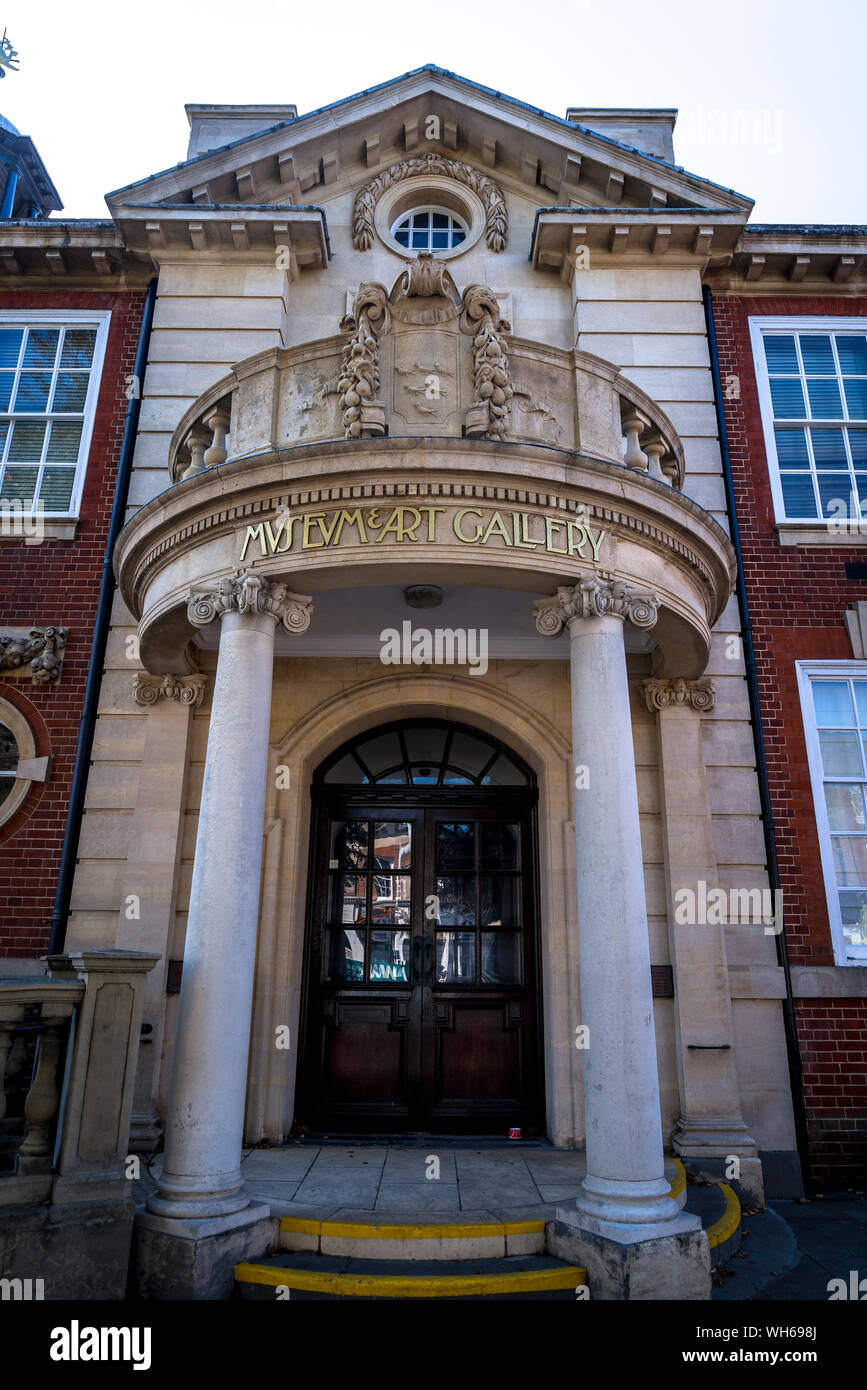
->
[{"left": 106, "top": 65, "right": 754, "bottom": 222}]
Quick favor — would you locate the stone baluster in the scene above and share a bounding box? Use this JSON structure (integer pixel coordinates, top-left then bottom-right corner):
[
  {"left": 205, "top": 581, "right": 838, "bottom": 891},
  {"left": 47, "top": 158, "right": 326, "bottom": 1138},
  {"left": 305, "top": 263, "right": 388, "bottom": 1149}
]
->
[
  {"left": 0, "top": 1006, "right": 25, "bottom": 1121},
  {"left": 16, "top": 1016, "right": 66, "bottom": 1174},
  {"left": 203, "top": 407, "right": 230, "bottom": 468},
  {"left": 181, "top": 424, "right": 211, "bottom": 480},
  {"left": 644, "top": 435, "right": 669, "bottom": 485},
  {"left": 622, "top": 412, "right": 649, "bottom": 471}
]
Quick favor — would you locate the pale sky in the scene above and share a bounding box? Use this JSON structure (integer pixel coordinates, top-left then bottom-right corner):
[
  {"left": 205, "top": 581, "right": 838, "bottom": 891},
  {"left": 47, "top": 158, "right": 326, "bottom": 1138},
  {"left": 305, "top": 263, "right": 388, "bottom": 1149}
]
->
[{"left": 3, "top": 0, "right": 865, "bottom": 223}]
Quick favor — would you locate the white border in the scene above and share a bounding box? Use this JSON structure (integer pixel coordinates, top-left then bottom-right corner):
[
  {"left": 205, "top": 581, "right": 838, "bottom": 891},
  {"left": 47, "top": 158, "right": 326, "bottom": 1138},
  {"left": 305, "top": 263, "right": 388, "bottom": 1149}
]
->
[
  {"left": 796, "top": 659, "right": 867, "bottom": 963},
  {"left": 0, "top": 309, "right": 112, "bottom": 519},
  {"left": 748, "top": 315, "right": 867, "bottom": 529}
]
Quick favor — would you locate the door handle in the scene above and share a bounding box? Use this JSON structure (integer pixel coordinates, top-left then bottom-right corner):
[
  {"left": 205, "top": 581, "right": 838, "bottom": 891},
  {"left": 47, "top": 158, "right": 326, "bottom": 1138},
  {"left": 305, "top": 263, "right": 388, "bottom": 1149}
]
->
[{"left": 412, "top": 936, "right": 423, "bottom": 985}]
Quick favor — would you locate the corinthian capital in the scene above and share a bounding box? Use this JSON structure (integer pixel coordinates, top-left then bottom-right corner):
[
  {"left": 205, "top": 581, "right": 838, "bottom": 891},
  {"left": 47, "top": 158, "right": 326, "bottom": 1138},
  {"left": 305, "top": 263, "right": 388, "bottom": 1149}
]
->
[
  {"left": 642, "top": 677, "right": 716, "bottom": 713},
  {"left": 133, "top": 673, "right": 209, "bottom": 708},
  {"left": 187, "top": 571, "right": 313, "bottom": 634},
  {"left": 534, "top": 578, "right": 659, "bottom": 637}
]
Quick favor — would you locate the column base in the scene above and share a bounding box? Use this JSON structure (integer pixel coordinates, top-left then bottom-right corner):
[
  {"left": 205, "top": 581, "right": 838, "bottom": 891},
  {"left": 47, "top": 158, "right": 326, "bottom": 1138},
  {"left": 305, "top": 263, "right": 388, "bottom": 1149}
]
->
[
  {"left": 146, "top": 1167, "right": 250, "bottom": 1220},
  {"left": 129, "top": 1109, "right": 163, "bottom": 1154},
  {"left": 576, "top": 1172, "right": 681, "bottom": 1226},
  {"left": 548, "top": 1206, "right": 711, "bottom": 1301},
  {"left": 132, "top": 1203, "right": 275, "bottom": 1300},
  {"left": 673, "top": 1122, "right": 765, "bottom": 1205}
]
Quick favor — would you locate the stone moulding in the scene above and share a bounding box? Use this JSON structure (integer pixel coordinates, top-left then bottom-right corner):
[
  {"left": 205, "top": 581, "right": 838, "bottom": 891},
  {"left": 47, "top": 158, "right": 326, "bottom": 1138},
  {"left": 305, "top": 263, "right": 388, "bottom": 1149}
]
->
[
  {"left": 132, "top": 673, "right": 209, "bottom": 708},
  {"left": 642, "top": 676, "right": 716, "bottom": 713},
  {"left": 0, "top": 626, "right": 67, "bottom": 685},
  {"left": 352, "top": 154, "right": 508, "bottom": 253},
  {"left": 186, "top": 572, "right": 313, "bottom": 634},
  {"left": 535, "top": 579, "right": 659, "bottom": 636}
]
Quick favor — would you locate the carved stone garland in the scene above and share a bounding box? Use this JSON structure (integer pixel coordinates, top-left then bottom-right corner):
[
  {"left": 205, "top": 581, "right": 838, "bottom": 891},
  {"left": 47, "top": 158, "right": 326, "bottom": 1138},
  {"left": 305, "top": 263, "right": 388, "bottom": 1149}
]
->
[
  {"left": 352, "top": 154, "right": 508, "bottom": 253},
  {"left": 0, "top": 626, "right": 66, "bottom": 685},
  {"left": 461, "top": 285, "right": 513, "bottom": 442},
  {"left": 337, "top": 284, "right": 391, "bottom": 439}
]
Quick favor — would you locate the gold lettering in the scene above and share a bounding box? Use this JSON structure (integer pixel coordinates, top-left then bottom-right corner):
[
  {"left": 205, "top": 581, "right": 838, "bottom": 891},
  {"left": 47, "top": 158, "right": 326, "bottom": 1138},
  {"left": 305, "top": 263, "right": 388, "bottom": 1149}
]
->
[
  {"left": 240, "top": 523, "right": 267, "bottom": 560},
  {"left": 566, "top": 521, "right": 589, "bottom": 556},
  {"left": 482, "top": 511, "right": 512, "bottom": 545},
  {"left": 332, "top": 508, "right": 368, "bottom": 545},
  {"left": 454, "top": 508, "right": 484, "bottom": 543},
  {"left": 587, "top": 527, "right": 605, "bottom": 562},
  {"left": 545, "top": 517, "right": 567, "bottom": 554},
  {"left": 420, "top": 506, "right": 445, "bottom": 541},
  {"left": 376, "top": 506, "right": 423, "bottom": 543},
  {"left": 302, "top": 512, "right": 328, "bottom": 549}
]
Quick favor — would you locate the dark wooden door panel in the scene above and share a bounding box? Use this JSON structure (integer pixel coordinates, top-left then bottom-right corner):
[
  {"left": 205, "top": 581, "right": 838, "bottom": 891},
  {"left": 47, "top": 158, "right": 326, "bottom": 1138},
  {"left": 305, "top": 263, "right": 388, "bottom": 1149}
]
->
[
  {"left": 321, "top": 1000, "right": 411, "bottom": 1113},
  {"left": 434, "top": 1001, "right": 523, "bottom": 1107}
]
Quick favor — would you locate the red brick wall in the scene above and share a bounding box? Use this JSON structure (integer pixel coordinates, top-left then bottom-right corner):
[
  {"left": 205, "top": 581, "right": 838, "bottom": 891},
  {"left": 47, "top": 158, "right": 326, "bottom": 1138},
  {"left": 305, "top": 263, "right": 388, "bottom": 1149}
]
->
[
  {"left": 713, "top": 293, "right": 867, "bottom": 1186},
  {"left": 0, "top": 290, "right": 145, "bottom": 955}
]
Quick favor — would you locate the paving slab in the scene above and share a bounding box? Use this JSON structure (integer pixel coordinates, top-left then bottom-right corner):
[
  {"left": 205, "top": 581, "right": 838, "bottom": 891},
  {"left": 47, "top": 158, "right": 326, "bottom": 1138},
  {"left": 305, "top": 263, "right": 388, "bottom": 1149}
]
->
[{"left": 375, "top": 1184, "right": 463, "bottom": 1212}]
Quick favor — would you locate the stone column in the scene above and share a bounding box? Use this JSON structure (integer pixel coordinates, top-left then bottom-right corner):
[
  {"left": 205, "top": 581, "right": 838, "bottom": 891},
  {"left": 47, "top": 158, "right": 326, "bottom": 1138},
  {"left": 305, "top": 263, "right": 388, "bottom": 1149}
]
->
[
  {"left": 644, "top": 677, "right": 762, "bottom": 1203},
  {"left": 146, "top": 572, "right": 311, "bottom": 1221},
  {"left": 537, "top": 578, "right": 708, "bottom": 1298}
]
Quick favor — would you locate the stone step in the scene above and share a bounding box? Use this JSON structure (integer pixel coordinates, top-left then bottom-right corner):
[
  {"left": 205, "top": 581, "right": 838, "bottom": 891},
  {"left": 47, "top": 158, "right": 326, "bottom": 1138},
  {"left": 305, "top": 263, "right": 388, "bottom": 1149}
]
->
[
  {"left": 277, "top": 1214, "right": 546, "bottom": 1260},
  {"left": 235, "top": 1251, "right": 587, "bottom": 1300}
]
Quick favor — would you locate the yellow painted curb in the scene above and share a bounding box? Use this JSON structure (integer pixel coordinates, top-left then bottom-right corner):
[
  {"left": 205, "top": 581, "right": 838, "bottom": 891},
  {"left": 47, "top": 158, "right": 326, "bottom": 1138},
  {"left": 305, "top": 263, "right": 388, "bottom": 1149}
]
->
[
  {"left": 706, "top": 1182, "right": 741, "bottom": 1249},
  {"left": 279, "top": 1216, "right": 545, "bottom": 1241},
  {"left": 236, "top": 1261, "right": 587, "bottom": 1297},
  {"left": 668, "top": 1159, "right": 687, "bottom": 1201}
]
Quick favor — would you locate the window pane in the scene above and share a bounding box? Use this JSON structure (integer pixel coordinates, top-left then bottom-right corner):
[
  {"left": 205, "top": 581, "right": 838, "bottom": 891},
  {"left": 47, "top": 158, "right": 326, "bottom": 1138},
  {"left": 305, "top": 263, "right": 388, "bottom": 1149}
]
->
[
  {"left": 825, "top": 783, "right": 866, "bottom": 831},
  {"left": 12, "top": 372, "right": 53, "bottom": 412},
  {"left": 813, "top": 681, "right": 855, "bottom": 726},
  {"left": 0, "top": 328, "right": 23, "bottom": 368},
  {"left": 836, "top": 336, "right": 867, "bottom": 375},
  {"left": 780, "top": 473, "right": 817, "bottom": 517},
  {"left": 328, "top": 873, "right": 366, "bottom": 923},
  {"left": 60, "top": 328, "right": 96, "bottom": 369},
  {"left": 37, "top": 467, "right": 76, "bottom": 512},
  {"left": 328, "top": 821, "right": 368, "bottom": 870},
  {"left": 436, "top": 822, "right": 474, "bottom": 871},
  {"left": 394, "top": 229, "right": 409, "bottom": 247},
  {"left": 431, "top": 231, "right": 448, "bottom": 249},
  {"left": 770, "top": 378, "right": 806, "bottom": 418},
  {"left": 810, "top": 427, "right": 848, "bottom": 468},
  {"left": 481, "top": 875, "right": 519, "bottom": 926},
  {"left": 371, "top": 875, "right": 411, "bottom": 924},
  {"left": 819, "top": 731, "right": 861, "bottom": 777},
  {"left": 403, "top": 726, "right": 447, "bottom": 766},
  {"left": 369, "top": 930, "right": 410, "bottom": 982},
  {"left": 764, "top": 336, "right": 798, "bottom": 372},
  {"left": 774, "top": 428, "right": 809, "bottom": 467},
  {"left": 451, "top": 229, "right": 465, "bottom": 245},
  {"left": 481, "top": 754, "right": 527, "bottom": 785},
  {"left": 0, "top": 723, "right": 17, "bottom": 771},
  {"left": 853, "top": 682, "right": 867, "bottom": 725},
  {"left": 806, "top": 378, "right": 844, "bottom": 419},
  {"left": 480, "top": 822, "right": 520, "bottom": 870},
  {"left": 52, "top": 372, "right": 90, "bottom": 412},
  {"left": 355, "top": 731, "right": 402, "bottom": 777},
  {"left": 844, "top": 379, "right": 867, "bottom": 419},
  {"left": 799, "top": 335, "right": 834, "bottom": 373},
  {"left": 324, "top": 752, "right": 367, "bottom": 783},
  {"left": 832, "top": 836, "right": 867, "bottom": 886},
  {"left": 850, "top": 429, "right": 867, "bottom": 469},
  {"left": 413, "top": 212, "right": 430, "bottom": 229},
  {"left": 481, "top": 932, "right": 521, "bottom": 983},
  {"left": 45, "top": 420, "right": 83, "bottom": 462},
  {"left": 0, "top": 374, "right": 13, "bottom": 410},
  {"left": 411, "top": 229, "right": 428, "bottom": 248},
  {"left": 435, "top": 931, "right": 475, "bottom": 982},
  {"left": 326, "top": 929, "right": 365, "bottom": 982},
  {"left": 839, "top": 891, "right": 867, "bottom": 947},
  {"left": 0, "top": 466, "right": 38, "bottom": 506},
  {"left": 818, "top": 474, "right": 854, "bottom": 518},
  {"left": 449, "top": 731, "right": 495, "bottom": 777},
  {"left": 432, "top": 213, "right": 448, "bottom": 229},
  {"left": 22, "top": 328, "right": 59, "bottom": 369},
  {"left": 0, "top": 777, "right": 13, "bottom": 808},
  {"left": 436, "top": 877, "right": 475, "bottom": 926},
  {"left": 373, "top": 821, "right": 411, "bottom": 870}
]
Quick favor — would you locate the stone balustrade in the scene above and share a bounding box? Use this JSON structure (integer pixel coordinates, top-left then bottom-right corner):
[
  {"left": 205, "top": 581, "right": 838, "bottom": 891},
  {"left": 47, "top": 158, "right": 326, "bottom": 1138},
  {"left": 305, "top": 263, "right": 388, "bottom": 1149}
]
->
[{"left": 175, "top": 397, "right": 232, "bottom": 481}]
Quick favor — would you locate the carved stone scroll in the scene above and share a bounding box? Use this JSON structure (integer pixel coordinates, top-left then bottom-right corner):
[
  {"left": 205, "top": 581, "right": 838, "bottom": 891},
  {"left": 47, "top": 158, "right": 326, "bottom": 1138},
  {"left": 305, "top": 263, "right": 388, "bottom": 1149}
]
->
[
  {"left": 352, "top": 154, "right": 508, "bottom": 253},
  {"left": 535, "top": 580, "right": 659, "bottom": 636},
  {"left": 187, "top": 572, "right": 313, "bottom": 635},
  {"left": 132, "top": 673, "right": 209, "bottom": 708},
  {"left": 642, "top": 677, "right": 716, "bottom": 713},
  {"left": 0, "top": 626, "right": 67, "bottom": 685}
]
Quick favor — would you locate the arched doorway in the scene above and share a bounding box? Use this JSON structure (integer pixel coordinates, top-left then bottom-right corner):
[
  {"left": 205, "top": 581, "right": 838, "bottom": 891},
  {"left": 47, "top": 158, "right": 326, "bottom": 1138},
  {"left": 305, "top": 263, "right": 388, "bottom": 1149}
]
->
[{"left": 297, "top": 718, "right": 544, "bottom": 1134}]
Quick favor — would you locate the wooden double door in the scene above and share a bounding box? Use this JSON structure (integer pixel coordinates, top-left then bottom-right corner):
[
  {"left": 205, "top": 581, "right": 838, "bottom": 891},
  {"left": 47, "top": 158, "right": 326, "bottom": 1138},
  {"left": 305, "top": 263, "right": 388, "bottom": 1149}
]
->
[{"left": 298, "top": 794, "right": 543, "bottom": 1133}]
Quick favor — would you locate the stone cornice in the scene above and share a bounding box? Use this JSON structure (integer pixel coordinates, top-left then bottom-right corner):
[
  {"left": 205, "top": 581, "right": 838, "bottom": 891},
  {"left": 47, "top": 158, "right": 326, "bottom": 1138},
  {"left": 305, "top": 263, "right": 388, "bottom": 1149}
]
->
[
  {"left": 187, "top": 572, "right": 313, "bottom": 634},
  {"left": 535, "top": 578, "right": 659, "bottom": 635},
  {"left": 642, "top": 677, "right": 716, "bottom": 713}
]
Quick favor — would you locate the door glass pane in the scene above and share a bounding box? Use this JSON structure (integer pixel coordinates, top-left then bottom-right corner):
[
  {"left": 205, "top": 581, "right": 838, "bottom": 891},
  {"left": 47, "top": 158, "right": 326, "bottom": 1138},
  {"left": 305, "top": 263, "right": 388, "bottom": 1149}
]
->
[
  {"left": 328, "top": 820, "right": 368, "bottom": 870},
  {"left": 481, "top": 875, "right": 519, "bottom": 926},
  {"left": 481, "top": 932, "right": 522, "bottom": 983},
  {"left": 435, "top": 932, "right": 475, "bottom": 982},
  {"left": 832, "top": 836, "right": 867, "bottom": 886},
  {"left": 326, "top": 929, "right": 365, "bottom": 981},
  {"left": 369, "top": 930, "right": 410, "bottom": 981},
  {"left": 813, "top": 681, "right": 855, "bottom": 726},
  {"left": 436, "top": 822, "right": 474, "bottom": 871},
  {"left": 436, "top": 876, "right": 475, "bottom": 925},
  {"left": 371, "top": 875, "right": 411, "bottom": 924},
  {"left": 825, "top": 783, "right": 866, "bottom": 831},
  {"left": 328, "top": 873, "right": 366, "bottom": 923},
  {"left": 373, "top": 821, "right": 412, "bottom": 869},
  {"left": 480, "top": 822, "right": 520, "bottom": 870},
  {"left": 819, "top": 731, "right": 862, "bottom": 777}
]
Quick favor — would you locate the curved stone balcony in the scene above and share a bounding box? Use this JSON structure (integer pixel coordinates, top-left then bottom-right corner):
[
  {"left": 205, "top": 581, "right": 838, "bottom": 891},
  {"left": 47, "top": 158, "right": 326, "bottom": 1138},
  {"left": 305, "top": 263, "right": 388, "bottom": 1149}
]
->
[{"left": 116, "top": 262, "right": 735, "bottom": 681}]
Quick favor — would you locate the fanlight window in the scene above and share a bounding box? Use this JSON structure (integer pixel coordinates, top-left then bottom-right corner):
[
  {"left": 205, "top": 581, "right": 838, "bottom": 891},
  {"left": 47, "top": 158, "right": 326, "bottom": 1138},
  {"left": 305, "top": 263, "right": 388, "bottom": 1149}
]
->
[
  {"left": 319, "top": 720, "right": 531, "bottom": 787},
  {"left": 391, "top": 207, "right": 468, "bottom": 252}
]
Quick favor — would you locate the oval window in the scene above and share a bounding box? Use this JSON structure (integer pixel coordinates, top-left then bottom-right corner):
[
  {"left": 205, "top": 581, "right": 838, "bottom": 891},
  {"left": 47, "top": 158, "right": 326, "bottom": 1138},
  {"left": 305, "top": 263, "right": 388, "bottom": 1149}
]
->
[{"left": 390, "top": 207, "right": 468, "bottom": 253}]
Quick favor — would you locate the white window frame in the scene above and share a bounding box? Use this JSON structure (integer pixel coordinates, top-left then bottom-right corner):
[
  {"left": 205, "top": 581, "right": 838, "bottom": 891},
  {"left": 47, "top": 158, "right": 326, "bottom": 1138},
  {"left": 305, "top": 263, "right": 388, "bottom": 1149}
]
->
[
  {"left": 797, "top": 659, "right": 867, "bottom": 963},
  {"left": 0, "top": 309, "right": 112, "bottom": 519},
  {"left": 749, "top": 315, "right": 867, "bottom": 531}
]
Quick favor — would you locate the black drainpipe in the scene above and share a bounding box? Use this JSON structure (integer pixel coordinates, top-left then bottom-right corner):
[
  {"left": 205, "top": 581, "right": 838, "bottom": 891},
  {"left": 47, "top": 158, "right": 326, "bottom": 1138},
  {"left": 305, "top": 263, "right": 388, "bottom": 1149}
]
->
[
  {"left": 703, "top": 285, "right": 812, "bottom": 1192},
  {"left": 49, "top": 277, "right": 158, "bottom": 953}
]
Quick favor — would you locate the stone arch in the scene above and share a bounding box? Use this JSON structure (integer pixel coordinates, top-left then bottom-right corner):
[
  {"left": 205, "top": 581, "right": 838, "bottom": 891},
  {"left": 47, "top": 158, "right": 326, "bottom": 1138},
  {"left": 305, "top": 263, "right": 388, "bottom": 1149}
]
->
[{"left": 246, "top": 670, "right": 583, "bottom": 1148}]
